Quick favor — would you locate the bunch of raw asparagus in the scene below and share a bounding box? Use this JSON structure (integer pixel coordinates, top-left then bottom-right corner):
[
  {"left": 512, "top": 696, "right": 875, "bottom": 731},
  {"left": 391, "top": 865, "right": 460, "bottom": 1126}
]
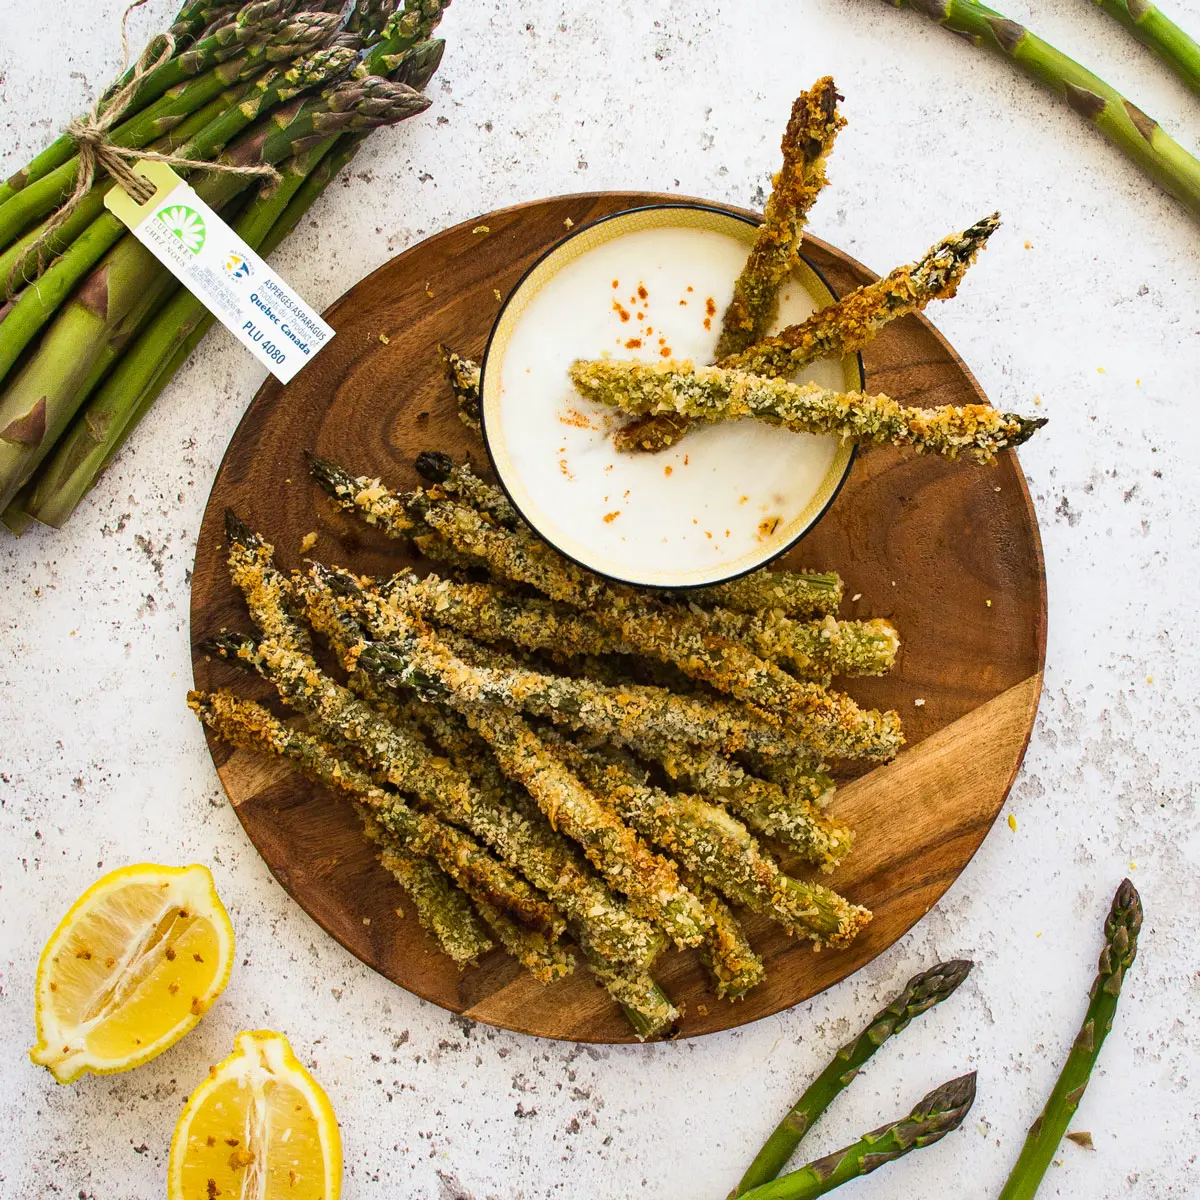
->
[
  {"left": 190, "top": 423, "right": 910, "bottom": 1035},
  {"left": 0, "top": 0, "right": 449, "bottom": 533},
  {"left": 567, "top": 78, "right": 1045, "bottom": 461}
]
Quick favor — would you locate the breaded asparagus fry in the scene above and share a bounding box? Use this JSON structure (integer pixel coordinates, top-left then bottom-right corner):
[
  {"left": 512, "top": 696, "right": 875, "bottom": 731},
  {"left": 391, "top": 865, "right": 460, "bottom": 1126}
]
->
[
  {"left": 468, "top": 896, "right": 577, "bottom": 984},
  {"left": 683, "top": 568, "right": 843, "bottom": 618},
  {"left": 579, "top": 944, "right": 680, "bottom": 1039},
  {"left": 545, "top": 734, "right": 871, "bottom": 949},
  {"left": 715, "top": 77, "right": 846, "bottom": 359},
  {"left": 305, "top": 455, "right": 421, "bottom": 539},
  {"left": 225, "top": 511, "right": 313, "bottom": 654},
  {"left": 721, "top": 214, "right": 1002, "bottom": 380},
  {"left": 633, "top": 737, "right": 850, "bottom": 869},
  {"left": 686, "top": 877, "right": 767, "bottom": 1000},
  {"left": 570, "top": 359, "right": 1046, "bottom": 464},
  {"left": 439, "top": 344, "right": 481, "bottom": 436},
  {"left": 613, "top": 411, "right": 693, "bottom": 455},
  {"left": 187, "top": 686, "right": 563, "bottom": 939},
  {"left": 400, "top": 699, "right": 667, "bottom": 974},
  {"left": 359, "top": 814, "right": 494, "bottom": 968},
  {"left": 706, "top": 610, "right": 900, "bottom": 681},
  {"left": 465, "top": 704, "right": 714, "bottom": 948}
]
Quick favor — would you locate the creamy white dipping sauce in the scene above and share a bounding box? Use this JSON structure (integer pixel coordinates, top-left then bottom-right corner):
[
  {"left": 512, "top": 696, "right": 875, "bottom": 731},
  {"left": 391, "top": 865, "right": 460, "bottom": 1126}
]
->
[{"left": 487, "top": 219, "right": 852, "bottom": 586}]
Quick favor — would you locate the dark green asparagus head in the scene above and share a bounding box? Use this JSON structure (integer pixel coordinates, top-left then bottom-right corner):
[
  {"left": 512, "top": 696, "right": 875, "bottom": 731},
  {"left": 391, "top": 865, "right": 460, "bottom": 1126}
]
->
[
  {"left": 263, "top": 11, "right": 344, "bottom": 62},
  {"left": 414, "top": 449, "right": 455, "bottom": 483},
  {"left": 878, "top": 959, "right": 973, "bottom": 1037},
  {"left": 224, "top": 507, "right": 263, "bottom": 551},
  {"left": 345, "top": 0, "right": 398, "bottom": 42},
  {"left": 1008, "top": 414, "right": 1049, "bottom": 447},
  {"left": 305, "top": 450, "right": 361, "bottom": 499},
  {"left": 285, "top": 44, "right": 361, "bottom": 90},
  {"left": 1098, "top": 878, "right": 1142, "bottom": 995},
  {"left": 902, "top": 1072, "right": 978, "bottom": 1147},
  {"left": 385, "top": 37, "right": 446, "bottom": 90}
]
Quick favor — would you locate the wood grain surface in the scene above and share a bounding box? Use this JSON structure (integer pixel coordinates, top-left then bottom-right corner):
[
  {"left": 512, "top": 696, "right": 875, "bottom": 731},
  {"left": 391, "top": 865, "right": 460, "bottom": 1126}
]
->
[{"left": 189, "top": 192, "right": 1047, "bottom": 1043}]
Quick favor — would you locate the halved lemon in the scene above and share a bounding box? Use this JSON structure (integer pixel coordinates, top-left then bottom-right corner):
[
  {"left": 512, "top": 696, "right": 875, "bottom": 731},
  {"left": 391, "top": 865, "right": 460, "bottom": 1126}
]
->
[
  {"left": 30, "top": 863, "right": 234, "bottom": 1084},
  {"left": 168, "top": 1030, "right": 342, "bottom": 1200}
]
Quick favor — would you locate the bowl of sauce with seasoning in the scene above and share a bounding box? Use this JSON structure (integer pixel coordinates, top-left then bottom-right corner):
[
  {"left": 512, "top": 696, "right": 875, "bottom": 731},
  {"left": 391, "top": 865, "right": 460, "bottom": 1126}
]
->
[{"left": 479, "top": 204, "right": 860, "bottom": 588}]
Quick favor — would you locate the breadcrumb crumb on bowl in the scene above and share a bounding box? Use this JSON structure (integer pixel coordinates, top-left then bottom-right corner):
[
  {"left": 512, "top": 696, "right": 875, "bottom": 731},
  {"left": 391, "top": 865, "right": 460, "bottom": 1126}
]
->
[{"left": 479, "top": 204, "right": 861, "bottom": 589}]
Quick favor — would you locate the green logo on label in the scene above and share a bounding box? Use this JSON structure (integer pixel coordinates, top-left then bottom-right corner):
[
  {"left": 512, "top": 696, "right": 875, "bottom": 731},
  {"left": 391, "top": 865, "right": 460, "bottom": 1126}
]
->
[{"left": 157, "top": 204, "right": 206, "bottom": 253}]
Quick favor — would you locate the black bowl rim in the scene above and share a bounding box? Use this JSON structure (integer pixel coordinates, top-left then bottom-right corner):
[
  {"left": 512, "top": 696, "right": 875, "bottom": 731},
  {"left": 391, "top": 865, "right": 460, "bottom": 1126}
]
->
[{"left": 477, "top": 200, "right": 864, "bottom": 592}]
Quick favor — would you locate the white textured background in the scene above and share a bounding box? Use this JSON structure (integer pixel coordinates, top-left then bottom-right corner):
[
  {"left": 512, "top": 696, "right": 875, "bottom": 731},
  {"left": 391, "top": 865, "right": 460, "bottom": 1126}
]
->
[{"left": 2, "top": 1, "right": 1199, "bottom": 1196}]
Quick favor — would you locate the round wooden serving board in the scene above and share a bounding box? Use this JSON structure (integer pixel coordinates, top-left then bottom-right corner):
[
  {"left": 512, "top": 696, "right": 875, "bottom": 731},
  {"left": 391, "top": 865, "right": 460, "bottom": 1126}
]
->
[{"left": 190, "top": 192, "right": 1046, "bottom": 1043}]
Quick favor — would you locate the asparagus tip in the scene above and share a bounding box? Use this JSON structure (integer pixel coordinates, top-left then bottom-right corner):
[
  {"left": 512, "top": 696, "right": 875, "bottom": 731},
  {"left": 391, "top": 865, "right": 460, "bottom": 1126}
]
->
[
  {"left": 197, "top": 629, "right": 260, "bottom": 663},
  {"left": 918, "top": 1070, "right": 978, "bottom": 1121},
  {"left": 1011, "top": 415, "right": 1049, "bottom": 446},
  {"left": 414, "top": 449, "right": 456, "bottom": 482},
  {"left": 306, "top": 451, "right": 353, "bottom": 495},
  {"left": 224, "top": 508, "right": 256, "bottom": 548}
]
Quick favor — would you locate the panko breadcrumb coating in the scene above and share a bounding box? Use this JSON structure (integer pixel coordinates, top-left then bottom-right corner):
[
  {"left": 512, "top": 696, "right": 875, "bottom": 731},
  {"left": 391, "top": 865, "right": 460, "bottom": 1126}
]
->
[
  {"left": 715, "top": 77, "right": 846, "bottom": 359},
  {"left": 571, "top": 358, "right": 1045, "bottom": 464}
]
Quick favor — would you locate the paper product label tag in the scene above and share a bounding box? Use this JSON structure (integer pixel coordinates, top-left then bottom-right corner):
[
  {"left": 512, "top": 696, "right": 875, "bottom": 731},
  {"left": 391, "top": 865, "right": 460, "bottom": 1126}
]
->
[{"left": 105, "top": 162, "right": 333, "bottom": 383}]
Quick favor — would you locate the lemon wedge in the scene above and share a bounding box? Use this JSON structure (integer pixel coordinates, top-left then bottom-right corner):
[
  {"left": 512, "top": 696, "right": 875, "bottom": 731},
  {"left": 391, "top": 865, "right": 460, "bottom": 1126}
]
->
[
  {"left": 30, "top": 862, "right": 234, "bottom": 1084},
  {"left": 168, "top": 1030, "right": 342, "bottom": 1200}
]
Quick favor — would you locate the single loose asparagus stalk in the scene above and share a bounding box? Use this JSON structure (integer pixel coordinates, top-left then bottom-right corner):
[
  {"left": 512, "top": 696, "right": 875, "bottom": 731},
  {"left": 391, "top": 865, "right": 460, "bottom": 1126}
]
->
[
  {"left": 737, "top": 1073, "right": 977, "bottom": 1200},
  {"left": 887, "top": 0, "right": 1200, "bottom": 217},
  {"left": 998, "top": 879, "right": 1143, "bottom": 1200},
  {"left": 715, "top": 78, "right": 845, "bottom": 359},
  {"left": 732, "top": 960, "right": 973, "bottom": 1195},
  {"left": 1092, "top": 0, "right": 1200, "bottom": 95},
  {"left": 363, "top": 818, "right": 494, "bottom": 968},
  {"left": 571, "top": 358, "right": 1045, "bottom": 464}
]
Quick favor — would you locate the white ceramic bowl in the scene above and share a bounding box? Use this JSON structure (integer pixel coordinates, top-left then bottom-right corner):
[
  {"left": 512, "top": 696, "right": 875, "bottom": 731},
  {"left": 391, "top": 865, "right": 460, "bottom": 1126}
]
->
[{"left": 479, "top": 204, "right": 861, "bottom": 589}]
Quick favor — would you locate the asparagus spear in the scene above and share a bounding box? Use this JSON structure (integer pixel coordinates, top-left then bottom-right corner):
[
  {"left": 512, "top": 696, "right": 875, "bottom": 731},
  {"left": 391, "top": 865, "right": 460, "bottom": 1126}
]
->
[
  {"left": 0, "top": 79, "right": 431, "bottom": 508},
  {"left": 579, "top": 943, "right": 680, "bottom": 1040},
  {"left": 363, "top": 818, "right": 495, "bottom": 968},
  {"left": 1092, "top": 0, "right": 1200, "bottom": 95},
  {"left": 545, "top": 736, "right": 871, "bottom": 949},
  {"left": 998, "top": 879, "right": 1143, "bottom": 1200},
  {"left": 440, "top": 343, "right": 482, "bottom": 435},
  {"left": 467, "top": 897, "right": 576, "bottom": 985},
  {"left": 0, "top": 0, "right": 283, "bottom": 208},
  {"left": 886, "top": 0, "right": 1200, "bottom": 217},
  {"left": 187, "top": 688, "right": 561, "bottom": 937},
  {"left": 732, "top": 960, "right": 973, "bottom": 1195},
  {"left": 722, "top": 213, "right": 1001, "bottom": 380},
  {"left": 715, "top": 78, "right": 845, "bottom": 359},
  {"left": 687, "top": 877, "right": 767, "bottom": 1000},
  {"left": 736, "top": 1074, "right": 977, "bottom": 1200},
  {"left": 630, "top": 738, "right": 849, "bottom": 867},
  {"left": 570, "top": 358, "right": 1046, "bottom": 464}
]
